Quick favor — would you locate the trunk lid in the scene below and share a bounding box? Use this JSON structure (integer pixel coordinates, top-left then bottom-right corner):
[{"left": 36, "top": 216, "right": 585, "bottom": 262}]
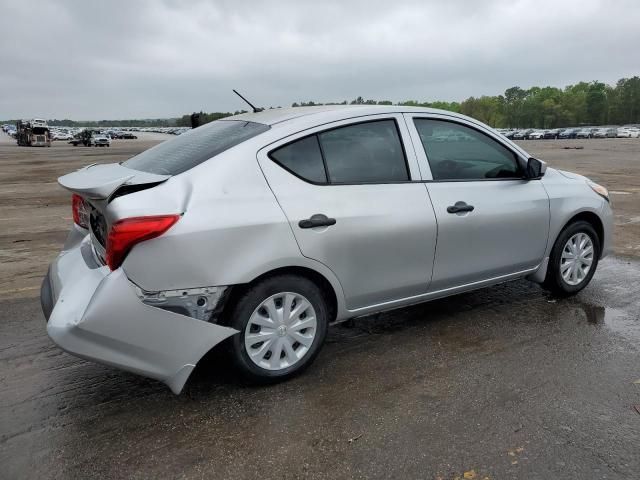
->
[
  {"left": 59, "top": 163, "right": 171, "bottom": 265},
  {"left": 58, "top": 163, "right": 169, "bottom": 200}
]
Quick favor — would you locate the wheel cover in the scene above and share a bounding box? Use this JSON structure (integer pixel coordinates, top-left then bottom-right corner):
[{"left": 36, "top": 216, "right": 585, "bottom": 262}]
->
[
  {"left": 561, "top": 232, "right": 594, "bottom": 286},
  {"left": 244, "top": 292, "right": 317, "bottom": 371}
]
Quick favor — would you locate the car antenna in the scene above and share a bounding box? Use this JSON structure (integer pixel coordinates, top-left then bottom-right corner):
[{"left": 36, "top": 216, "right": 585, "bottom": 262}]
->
[{"left": 233, "top": 89, "right": 263, "bottom": 113}]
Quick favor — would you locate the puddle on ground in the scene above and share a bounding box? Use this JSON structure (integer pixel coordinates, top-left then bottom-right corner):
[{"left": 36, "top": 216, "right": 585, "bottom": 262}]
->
[{"left": 571, "top": 301, "right": 640, "bottom": 344}]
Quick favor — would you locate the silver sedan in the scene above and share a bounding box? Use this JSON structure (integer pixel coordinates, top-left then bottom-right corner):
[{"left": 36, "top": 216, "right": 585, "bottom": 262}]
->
[{"left": 41, "top": 106, "right": 613, "bottom": 393}]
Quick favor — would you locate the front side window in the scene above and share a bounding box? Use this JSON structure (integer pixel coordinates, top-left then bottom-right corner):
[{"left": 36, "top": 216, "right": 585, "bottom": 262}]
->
[
  {"left": 269, "top": 119, "right": 409, "bottom": 184},
  {"left": 414, "top": 119, "right": 521, "bottom": 181}
]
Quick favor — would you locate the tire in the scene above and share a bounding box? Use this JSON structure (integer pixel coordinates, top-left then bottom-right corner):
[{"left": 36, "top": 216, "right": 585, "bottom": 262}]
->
[
  {"left": 542, "top": 221, "right": 600, "bottom": 296},
  {"left": 225, "top": 274, "right": 329, "bottom": 383}
]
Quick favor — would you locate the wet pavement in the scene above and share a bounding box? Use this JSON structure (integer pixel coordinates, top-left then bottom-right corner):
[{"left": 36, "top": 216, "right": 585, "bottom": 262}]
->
[{"left": 1, "top": 256, "right": 639, "bottom": 479}]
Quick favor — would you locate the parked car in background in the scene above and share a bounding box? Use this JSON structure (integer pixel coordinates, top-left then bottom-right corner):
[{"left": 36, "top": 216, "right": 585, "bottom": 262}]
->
[
  {"left": 559, "top": 128, "right": 579, "bottom": 139},
  {"left": 121, "top": 132, "right": 138, "bottom": 139},
  {"left": 42, "top": 105, "right": 613, "bottom": 393},
  {"left": 91, "top": 133, "right": 111, "bottom": 147},
  {"left": 543, "top": 129, "right": 561, "bottom": 139},
  {"left": 593, "top": 128, "right": 617, "bottom": 138},
  {"left": 107, "top": 130, "right": 123, "bottom": 139},
  {"left": 627, "top": 128, "right": 640, "bottom": 138},
  {"left": 512, "top": 129, "right": 533, "bottom": 140},
  {"left": 53, "top": 132, "right": 73, "bottom": 141},
  {"left": 592, "top": 129, "right": 607, "bottom": 138},
  {"left": 527, "top": 130, "right": 546, "bottom": 140},
  {"left": 576, "top": 128, "right": 594, "bottom": 139},
  {"left": 616, "top": 127, "right": 640, "bottom": 138}
]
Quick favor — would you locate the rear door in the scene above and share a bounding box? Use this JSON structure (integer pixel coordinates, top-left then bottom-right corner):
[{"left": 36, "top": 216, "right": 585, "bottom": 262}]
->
[
  {"left": 258, "top": 115, "right": 437, "bottom": 310},
  {"left": 405, "top": 114, "right": 550, "bottom": 292}
]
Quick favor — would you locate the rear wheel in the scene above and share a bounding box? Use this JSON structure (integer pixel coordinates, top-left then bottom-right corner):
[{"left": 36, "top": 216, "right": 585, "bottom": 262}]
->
[
  {"left": 543, "top": 221, "right": 600, "bottom": 296},
  {"left": 226, "top": 275, "right": 329, "bottom": 383}
]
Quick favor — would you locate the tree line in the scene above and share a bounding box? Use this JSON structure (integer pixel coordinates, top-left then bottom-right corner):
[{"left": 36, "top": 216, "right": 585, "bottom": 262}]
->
[
  {"left": 174, "top": 110, "right": 247, "bottom": 127},
  {"left": 291, "top": 76, "right": 640, "bottom": 128},
  {"left": 4, "top": 76, "right": 637, "bottom": 129}
]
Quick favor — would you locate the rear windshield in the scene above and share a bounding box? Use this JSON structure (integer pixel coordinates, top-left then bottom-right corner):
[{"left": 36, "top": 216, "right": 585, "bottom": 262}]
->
[{"left": 123, "top": 120, "right": 270, "bottom": 175}]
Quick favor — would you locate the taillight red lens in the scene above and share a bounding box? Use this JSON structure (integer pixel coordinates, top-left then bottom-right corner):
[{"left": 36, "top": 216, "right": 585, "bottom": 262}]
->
[
  {"left": 71, "top": 194, "right": 89, "bottom": 228},
  {"left": 105, "top": 215, "right": 180, "bottom": 271}
]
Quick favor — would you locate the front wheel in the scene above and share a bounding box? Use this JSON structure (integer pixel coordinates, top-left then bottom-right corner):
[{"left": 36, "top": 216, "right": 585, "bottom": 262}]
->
[
  {"left": 543, "top": 221, "right": 600, "bottom": 296},
  {"left": 226, "top": 274, "right": 329, "bottom": 383}
]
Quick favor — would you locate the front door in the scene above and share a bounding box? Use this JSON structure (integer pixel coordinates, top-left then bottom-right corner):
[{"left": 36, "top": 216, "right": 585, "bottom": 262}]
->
[
  {"left": 258, "top": 115, "right": 438, "bottom": 310},
  {"left": 407, "top": 115, "right": 550, "bottom": 291}
]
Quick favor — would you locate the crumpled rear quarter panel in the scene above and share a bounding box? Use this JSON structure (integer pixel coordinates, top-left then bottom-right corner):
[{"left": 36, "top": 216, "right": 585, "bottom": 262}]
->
[
  {"left": 46, "top": 242, "right": 237, "bottom": 394},
  {"left": 118, "top": 144, "right": 317, "bottom": 292}
]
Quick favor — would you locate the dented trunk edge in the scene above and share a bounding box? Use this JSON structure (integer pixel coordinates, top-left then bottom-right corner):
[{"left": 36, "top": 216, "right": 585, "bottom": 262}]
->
[
  {"left": 43, "top": 236, "right": 238, "bottom": 394},
  {"left": 58, "top": 162, "right": 170, "bottom": 200}
]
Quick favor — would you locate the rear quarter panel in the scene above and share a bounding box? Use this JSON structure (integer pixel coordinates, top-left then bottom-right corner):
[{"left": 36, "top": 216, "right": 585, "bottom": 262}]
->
[{"left": 116, "top": 142, "right": 347, "bottom": 315}]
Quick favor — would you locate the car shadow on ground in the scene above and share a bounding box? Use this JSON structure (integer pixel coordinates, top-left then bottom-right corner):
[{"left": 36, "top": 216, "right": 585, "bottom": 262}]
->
[{"left": 184, "top": 279, "right": 551, "bottom": 397}]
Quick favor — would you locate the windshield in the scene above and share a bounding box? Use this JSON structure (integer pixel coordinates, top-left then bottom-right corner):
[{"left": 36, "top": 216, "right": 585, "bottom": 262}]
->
[{"left": 123, "top": 120, "right": 270, "bottom": 175}]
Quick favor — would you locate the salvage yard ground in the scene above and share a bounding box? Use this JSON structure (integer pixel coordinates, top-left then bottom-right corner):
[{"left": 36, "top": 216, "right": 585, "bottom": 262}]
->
[{"left": 1, "top": 133, "right": 639, "bottom": 479}]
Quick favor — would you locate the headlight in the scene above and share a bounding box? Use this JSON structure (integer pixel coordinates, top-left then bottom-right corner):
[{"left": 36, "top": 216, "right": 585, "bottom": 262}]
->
[{"left": 587, "top": 180, "right": 610, "bottom": 203}]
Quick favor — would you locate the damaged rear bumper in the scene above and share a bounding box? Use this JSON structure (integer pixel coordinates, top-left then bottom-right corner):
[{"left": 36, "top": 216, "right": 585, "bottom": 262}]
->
[{"left": 41, "top": 235, "right": 238, "bottom": 394}]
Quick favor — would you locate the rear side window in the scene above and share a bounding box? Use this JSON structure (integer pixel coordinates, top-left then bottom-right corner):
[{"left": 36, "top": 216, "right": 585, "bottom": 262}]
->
[
  {"left": 123, "top": 120, "right": 270, "bottom": 175},
  {"left": 319, "top": 120, "right": 408, "bottom": 183},
  {"left": 270, "top": 135, "right": 327, "bottom": 183},
  {"left": 269, "top": 119, "right": 409, "bottom": 184}
]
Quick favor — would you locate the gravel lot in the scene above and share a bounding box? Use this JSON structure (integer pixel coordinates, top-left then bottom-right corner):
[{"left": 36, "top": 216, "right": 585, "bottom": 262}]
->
[{"left": 1, "top": 133, "right": 639, "bottom": 479}]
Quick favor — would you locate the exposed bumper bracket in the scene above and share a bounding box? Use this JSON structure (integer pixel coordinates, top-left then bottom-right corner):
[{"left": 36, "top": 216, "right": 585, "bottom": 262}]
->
[{"left": 134, "top": 285, "right": 228, "bottom": 322}]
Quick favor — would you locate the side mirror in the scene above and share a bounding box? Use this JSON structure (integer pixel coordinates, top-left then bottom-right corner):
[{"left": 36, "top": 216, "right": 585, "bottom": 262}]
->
[{"left": 525, "top": 157, "right": 547, "bottom": 179}]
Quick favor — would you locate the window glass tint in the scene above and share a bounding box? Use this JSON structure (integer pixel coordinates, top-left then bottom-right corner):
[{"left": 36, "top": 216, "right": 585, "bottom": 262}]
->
[
  {"left": 318, "top": 120, "right": 408, "bottom": 183},
  {"left": 123, "top": 120, "right": 270, "bottom": 175},
  {"left": 414, "top": 119, "right": 521, "bottom": 181},
  {"left": 270, "top": 135, "right": 327, "bottom": 183}
]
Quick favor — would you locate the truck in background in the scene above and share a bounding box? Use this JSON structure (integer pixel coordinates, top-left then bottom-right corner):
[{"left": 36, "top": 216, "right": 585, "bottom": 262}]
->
[
  {"left": 16, "top": 119, "right": 51, "bottom": 147},
  {"left": 69, "top": 129, "right": 110, "bottom": 147}
]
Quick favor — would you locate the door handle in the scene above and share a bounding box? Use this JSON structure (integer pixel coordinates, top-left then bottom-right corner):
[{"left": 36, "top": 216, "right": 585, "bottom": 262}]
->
[
  {"left": 299, "top": 214, "right": 337, "bottom": 229},
  {"left": 447, "top": 201, "right": 475, "bottom": 214}
]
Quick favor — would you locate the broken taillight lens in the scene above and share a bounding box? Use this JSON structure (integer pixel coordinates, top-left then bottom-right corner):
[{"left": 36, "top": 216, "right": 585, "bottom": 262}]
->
[
  {"left": 105, "top": 215, "right": 180, "bottom": 271},
  {"left": 71, "top": 194, "right": 89, "bottom": 229}
]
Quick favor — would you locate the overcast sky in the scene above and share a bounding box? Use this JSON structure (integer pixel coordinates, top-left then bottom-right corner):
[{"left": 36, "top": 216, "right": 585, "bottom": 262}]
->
[{"left": 1, "top": 0, "right": 639, "bottom": 120}]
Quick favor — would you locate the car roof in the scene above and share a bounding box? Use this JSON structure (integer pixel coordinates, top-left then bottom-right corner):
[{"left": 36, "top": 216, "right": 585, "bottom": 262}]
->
[
  {"left": 220, "top": 104, "right": 532, "bottom": 162},
  {"left": 226, "top": 105, "right": 474, "bottom": 126}
]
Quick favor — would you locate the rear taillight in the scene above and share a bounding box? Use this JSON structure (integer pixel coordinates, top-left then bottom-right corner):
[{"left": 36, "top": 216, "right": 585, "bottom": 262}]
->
[
  {"left": 105, "top": 215, "right": 180, "bottom": 270},
  {"left": 72, "top": 194, "right": 89, "bottom": 229}
]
